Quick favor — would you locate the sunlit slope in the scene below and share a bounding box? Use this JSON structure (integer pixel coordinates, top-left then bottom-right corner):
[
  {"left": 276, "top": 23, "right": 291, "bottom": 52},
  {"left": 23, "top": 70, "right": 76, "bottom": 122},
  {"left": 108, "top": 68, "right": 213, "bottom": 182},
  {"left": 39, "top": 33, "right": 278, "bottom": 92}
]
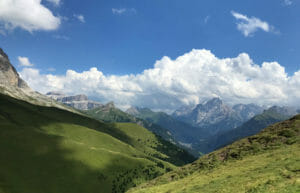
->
[
  {"left": 128, "top": 115, "right": 300, "bottom": 193},
  {"left": 0, "top": 93, "right": 180, "bottom": 193},
  {"left": 114, "top": 123, "right": 195, "bottom": 166}
]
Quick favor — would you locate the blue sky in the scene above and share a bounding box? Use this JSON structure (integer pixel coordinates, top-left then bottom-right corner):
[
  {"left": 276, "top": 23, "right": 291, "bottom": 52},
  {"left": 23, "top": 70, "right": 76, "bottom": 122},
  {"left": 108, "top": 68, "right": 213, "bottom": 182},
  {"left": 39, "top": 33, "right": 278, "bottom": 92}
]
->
[
  {"left": 0, "top": 0, "right": 299, "bottom": 111},
  {"left": 1, "top": 0, "right": 299, "bottom": 75}
]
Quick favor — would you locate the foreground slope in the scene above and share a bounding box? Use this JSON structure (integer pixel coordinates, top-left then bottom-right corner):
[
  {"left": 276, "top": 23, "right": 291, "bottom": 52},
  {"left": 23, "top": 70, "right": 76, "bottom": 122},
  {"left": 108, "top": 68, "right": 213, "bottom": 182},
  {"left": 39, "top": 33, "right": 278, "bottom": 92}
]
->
[
  {"left": 0, "top": 93, "right": 192, "bottom": 193},
  {"left": 128, "top": 115, "right": 300, "bottom": 193}
]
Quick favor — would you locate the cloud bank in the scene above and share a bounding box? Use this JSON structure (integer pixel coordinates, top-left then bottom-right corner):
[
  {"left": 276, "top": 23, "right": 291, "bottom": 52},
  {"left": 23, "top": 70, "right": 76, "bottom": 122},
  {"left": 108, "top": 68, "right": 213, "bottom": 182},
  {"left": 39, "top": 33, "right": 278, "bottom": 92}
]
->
[
  {"left": 0, "top": 0, "right": 61, "bottom": 32},
  {"left": 231, "top": 11, "right": 274, "bottom": 37},
  {"left": 20, "top": 49, "right": 300, "bottom": 111}
]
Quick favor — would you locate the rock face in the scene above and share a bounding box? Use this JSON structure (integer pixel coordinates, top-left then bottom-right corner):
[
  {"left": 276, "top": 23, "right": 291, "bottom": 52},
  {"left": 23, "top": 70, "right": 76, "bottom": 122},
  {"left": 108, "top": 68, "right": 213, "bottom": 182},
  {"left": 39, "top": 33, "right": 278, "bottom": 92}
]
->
[
  {"left": 126, "top": 106, "right": 142, "bottom": 116},
  {"left": 0, "top": 48, "right": 30, "bottom": 90},
  {"left": 0, "top": 48, "right": 77, "bottom": 113},
  {"left": 173, "top": 98, "right": 264, "bottom": 135},
  {"left": 46, "top": 92, "right": 103, "bottom": 110}
]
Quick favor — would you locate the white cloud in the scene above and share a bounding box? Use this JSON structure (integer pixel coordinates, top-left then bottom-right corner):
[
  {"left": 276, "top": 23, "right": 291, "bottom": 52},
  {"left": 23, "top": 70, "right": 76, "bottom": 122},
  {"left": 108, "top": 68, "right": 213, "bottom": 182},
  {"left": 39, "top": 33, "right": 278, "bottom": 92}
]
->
[
  {"left": 231, "top": 11, "right": 274, "bottom": 37},
  {"left": 74, "top": 14, "right": 85, "bottom": 23},
  {"left": 0, "top": 0, "right": 61, "bottom": 32},
  {"left": 45, "top": 0, "right": 61, "bottom": 6},
  {"left": 18, "top": 56, "right": 34, "bottom": 67},
  {"left": 283, "top": 0, "right": 292, "bottom": 6},
  {"left": 112, "top": 8, "right": 136, "bottom": 15},
  {"left": 20, "top": 49, "right": 300, "bottom": 112}
]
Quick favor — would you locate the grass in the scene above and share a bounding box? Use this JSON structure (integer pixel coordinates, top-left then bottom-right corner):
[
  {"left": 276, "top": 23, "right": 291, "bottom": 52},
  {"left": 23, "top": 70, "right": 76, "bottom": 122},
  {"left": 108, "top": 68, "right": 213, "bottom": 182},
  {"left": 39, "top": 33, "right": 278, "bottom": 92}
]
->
[
  {"left": 114, "top": 123, "right": 195, "bottom": 166},
  {"left": 85, "top": 106, "right": 197, "bottom": 161},
  {"left": 0, "top": 93, "right": 193, "bottom": 193},
  {"left": 127, "top": 115, "right": 300, "bottom": 193}
]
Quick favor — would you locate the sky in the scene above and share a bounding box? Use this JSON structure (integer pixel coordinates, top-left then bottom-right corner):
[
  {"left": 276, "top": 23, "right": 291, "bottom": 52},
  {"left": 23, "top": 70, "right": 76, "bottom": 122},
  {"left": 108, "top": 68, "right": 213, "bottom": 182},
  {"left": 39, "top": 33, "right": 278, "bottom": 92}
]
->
[{"left": 0, "top": 0, "right": 299, "bottom": 112}]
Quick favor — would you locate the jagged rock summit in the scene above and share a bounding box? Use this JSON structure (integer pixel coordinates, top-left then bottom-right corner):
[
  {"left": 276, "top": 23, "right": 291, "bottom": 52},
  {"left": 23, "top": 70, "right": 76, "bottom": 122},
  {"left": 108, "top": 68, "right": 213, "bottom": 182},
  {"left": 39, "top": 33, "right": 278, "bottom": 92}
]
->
[
  {"left": 0, "top": 48, "right": 77, "bottom": 112},
  {"left": 0, "top": 48, "right": 30, "bottom": 90},
  {"left": 172, "top": 98, "right": 264, "bottom": 134}
]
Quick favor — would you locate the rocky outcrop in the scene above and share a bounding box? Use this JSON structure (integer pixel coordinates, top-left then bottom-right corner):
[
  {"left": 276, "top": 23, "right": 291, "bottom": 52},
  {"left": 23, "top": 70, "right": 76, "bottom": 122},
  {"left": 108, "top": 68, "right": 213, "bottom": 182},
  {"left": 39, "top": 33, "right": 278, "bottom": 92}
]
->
[
  {"left": 0, "top": 48, "right": 77, "bottom": 113},
  {"left": 0, "top": 48, "right": 30, "bottom": 90},
  {"left": 46, "top": 92, "right": 103, "bottom": 110}
]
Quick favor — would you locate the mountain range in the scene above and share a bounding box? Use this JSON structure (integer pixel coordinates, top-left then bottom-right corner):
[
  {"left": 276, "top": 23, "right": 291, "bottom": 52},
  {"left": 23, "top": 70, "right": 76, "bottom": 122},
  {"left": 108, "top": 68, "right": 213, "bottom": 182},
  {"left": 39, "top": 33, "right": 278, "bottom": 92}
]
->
[{"left": 173, "top": 98, "right": 264, "bottom": 135}]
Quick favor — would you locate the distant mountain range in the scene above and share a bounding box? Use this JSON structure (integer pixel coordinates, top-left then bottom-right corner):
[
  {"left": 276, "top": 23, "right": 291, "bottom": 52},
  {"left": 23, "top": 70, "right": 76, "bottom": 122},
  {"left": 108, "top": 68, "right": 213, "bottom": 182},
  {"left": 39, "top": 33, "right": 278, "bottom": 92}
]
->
[
  {"left": 126, "top": 98, "right": 299, "bottom": 155},
  {"left": 173, "top": 98, "right": 264, "bottom": 135},
  {"left": 194, "top": 105, "right": 299, "bottom": 153},
  {"left": 46, "top": 91, "right": 103, "bottom": 110}
]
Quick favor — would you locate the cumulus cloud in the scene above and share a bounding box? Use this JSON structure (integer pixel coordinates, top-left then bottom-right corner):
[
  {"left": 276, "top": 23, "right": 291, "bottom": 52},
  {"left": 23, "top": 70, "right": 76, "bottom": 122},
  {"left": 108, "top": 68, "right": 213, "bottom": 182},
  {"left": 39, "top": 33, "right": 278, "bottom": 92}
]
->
[
  {"left": 20, "top": 49, "right": 300, "bottom": 112},
  {"left": 112, "top": 8, "right": 137, "bottom": 15},
  {"left": 74, "top": 14, "right": 85, "bottom": 23},
  {"left": 0, "top": 0, "right": 61, "bottom": 32},
  {"left": 18, "top": 56, "right": 34, "bottom": 67},
  {"left": 231, "top": 11, "right": 274, "bottom": 37}
]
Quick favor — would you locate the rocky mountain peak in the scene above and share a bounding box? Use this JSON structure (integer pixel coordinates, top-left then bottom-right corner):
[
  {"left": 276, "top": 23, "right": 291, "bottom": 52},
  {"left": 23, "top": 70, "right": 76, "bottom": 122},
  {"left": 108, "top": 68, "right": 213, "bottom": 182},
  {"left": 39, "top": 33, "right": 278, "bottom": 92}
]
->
[
  {"left": 126, "top": 106, "right": 140, "bottom": 116},
  {"left": 0, "top": 48, "right": 9, "bottom": 60},
  {"left": 205, "top": 97, "right": 223, "bottom": 106},
  {"left": 0, "top": 48, "right": 30, "bottom": 90},
  {"left": 172, "top": 98, "right": 264, "bottom": 134},
  {"left": 105, "top": 101, "right": 115, "bottom": 108}
]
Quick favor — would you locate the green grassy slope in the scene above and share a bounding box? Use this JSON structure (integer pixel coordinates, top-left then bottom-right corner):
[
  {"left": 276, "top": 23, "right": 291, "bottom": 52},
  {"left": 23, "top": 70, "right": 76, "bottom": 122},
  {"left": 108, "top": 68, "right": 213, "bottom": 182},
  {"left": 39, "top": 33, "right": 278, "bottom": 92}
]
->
[
  {"left": 128, "top": 115, "right": 300, "bottom": 193},
  {"left": 127, "top": 108, "right": 204, "bottom": 148},
  {"left": 114, "top": 123, "right": 195, "bottom": 166},
  {"left": 0, "top": 93, "right": 190, "bottom": 193},
  {"left": 85, "top": 106, "right": 175, "bottom": 143},
  {"left": 85, "top": 107, "right": 197, "bottom": 160}
]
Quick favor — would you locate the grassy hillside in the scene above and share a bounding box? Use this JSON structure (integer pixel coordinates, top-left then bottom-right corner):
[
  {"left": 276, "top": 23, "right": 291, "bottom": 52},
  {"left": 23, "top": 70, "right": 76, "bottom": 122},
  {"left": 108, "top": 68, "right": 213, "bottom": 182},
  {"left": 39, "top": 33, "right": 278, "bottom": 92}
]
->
[
  {"left": 126, "top": 108, "right": 205, "bottom": 150},
  {"left": 0, "top": 93, "right": 193, "bottom": 193},
  {"left": 85, "top": 106, "right": 197, "bottom": 159},
  {"left": 113, "top": 123, "right": 195, "bottom": 166},
  {"left": 85, "top": 106, "right": 175, "bottom": 143},
  {"left": 128, "top": 115, "right": 300, "bottom": 193}
]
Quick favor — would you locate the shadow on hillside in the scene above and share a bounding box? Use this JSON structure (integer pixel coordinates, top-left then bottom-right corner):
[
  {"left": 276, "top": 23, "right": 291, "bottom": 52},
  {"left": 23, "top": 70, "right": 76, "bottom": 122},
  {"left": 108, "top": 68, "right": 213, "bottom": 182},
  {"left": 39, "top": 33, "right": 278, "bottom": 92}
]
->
[{"left": 0, "top": 94, "right": 161, "bottom": 193}]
